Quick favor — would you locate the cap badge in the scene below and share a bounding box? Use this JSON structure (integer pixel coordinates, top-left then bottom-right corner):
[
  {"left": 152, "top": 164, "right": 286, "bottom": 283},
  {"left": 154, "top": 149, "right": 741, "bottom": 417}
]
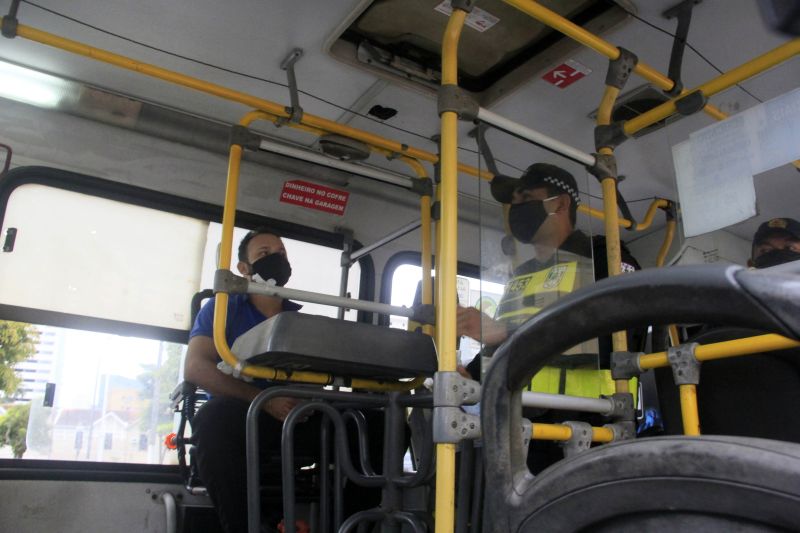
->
[{"left": 768, "top": 218, "right": 788, "bottom": 229}]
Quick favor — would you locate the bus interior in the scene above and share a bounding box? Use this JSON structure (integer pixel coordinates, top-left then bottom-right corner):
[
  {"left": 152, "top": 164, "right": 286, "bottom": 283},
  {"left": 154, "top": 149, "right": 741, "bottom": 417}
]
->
[{"left": 0, "top": 0, "right": 799, "bottom": 532}]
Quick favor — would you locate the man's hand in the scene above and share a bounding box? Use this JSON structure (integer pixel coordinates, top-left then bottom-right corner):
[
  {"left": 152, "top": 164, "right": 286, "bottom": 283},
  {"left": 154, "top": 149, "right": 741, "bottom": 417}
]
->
[
  {"left": 264, "top": 397, "right": 302, "bottom": 422},
  {"left": 456, "top": 306, "right": 508, "bottom": 346}
]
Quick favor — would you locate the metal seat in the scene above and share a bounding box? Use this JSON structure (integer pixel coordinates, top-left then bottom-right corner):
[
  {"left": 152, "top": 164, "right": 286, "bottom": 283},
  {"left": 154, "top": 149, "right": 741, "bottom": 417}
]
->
[
  {"left": 231, "top": 312, "right": 437, "bottom": 379},
  {"left": 481, "top": 264, "right": 800, "bottom": 531}
]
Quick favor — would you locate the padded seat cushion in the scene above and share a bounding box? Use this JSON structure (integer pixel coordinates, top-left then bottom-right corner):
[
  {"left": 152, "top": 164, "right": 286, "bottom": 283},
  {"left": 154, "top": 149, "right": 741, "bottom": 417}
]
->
[{"left": 231, "top": 312, "right": 437, "bottom": 379}]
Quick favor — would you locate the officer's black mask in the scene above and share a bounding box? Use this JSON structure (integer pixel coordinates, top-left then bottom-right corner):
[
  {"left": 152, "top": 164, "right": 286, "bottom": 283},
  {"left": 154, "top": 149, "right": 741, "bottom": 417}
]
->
[
  {"left": 508, "top": 196, "right": 557, "bottom": 243},
  {"left": 753, "top": 248, "right": 800, "bottom": 269}
]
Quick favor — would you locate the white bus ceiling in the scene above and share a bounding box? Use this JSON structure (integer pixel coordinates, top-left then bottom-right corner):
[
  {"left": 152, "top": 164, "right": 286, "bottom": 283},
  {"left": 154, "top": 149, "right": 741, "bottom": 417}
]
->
[{"left": 0, "top": 0, "right": 797, "bottom": 254}]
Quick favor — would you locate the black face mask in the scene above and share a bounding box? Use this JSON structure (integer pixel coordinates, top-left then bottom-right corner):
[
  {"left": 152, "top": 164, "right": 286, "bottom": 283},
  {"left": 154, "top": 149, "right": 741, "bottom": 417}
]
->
[
  {"left": 753, "top": 248, "right": 800, "bottom": 269},
  {"left": 508, "top": 197, "right": 556, "bottom": 243},
  {"left": 250, "top": 253, "right": 292, "bottom": 286}
]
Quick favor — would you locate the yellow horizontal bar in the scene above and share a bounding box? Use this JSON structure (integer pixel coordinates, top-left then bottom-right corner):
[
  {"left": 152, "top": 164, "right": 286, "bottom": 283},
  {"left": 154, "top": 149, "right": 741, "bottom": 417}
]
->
[
  {"left": 531, "top": 423, "right": 615, "bottom": 443},
  {"left": 501, "top": 0, "right": 728, "bottom": 121},
  {"left": 8, "top": 20, "right": 491, "bottom": 182},
  {"left": 639, "top": 333, "right": 800, "bottom": 369},
  {"left": 625, "top": 39, "right": 800, "bottom": 136}
]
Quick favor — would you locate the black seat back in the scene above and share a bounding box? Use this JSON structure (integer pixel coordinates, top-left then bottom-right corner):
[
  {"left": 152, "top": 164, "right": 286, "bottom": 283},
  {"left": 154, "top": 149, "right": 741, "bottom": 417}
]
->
[{"left": 656, "top": 326, "right": 800, "bottom": 442}]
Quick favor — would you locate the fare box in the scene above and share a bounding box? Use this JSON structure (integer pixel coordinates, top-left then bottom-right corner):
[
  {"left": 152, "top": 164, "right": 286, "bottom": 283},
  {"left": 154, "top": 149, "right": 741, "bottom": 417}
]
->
[{"left": 280, "top": 180, "right": 350, "bottom": 216}]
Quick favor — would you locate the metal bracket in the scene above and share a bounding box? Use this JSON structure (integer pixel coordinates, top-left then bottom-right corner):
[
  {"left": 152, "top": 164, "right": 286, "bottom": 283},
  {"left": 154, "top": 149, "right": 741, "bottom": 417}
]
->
[
  {"left": 663, "top": 0, "right": 702, "bottom": 97},
  {"left": 411, "top": 177, "right": 434, "bottom": 197},
  {"left": 280, "top": 48, "right": 304, "bottom": 123},
  {"left": 451, "top": 0, "right": 477, "bottom": 12},
  {"left": 1, "top": 0, "right": 19, "bottom": 38},
  {"left": 604, "top": 421, "right": 635, "bottom": 441},
  {"left": 469, "top": 123, "right": 500, "bottom": 177},
  {"left": 520, "top": 418, "right": 532, "bottom": 450},
  {"left": 593, "top": 122, "right": 628, "bottom": 151},
  {"left": 213, "top": 269, "right": 249, "bottom": 294},
  {"left": 433, "top": 407, "right": 481, "bottom": 443},
  {"left": 433, "top": 372, "right": 480, "bottom": 407},
  {"left": 610, "top": 351, "right": 643, "bottom": 381},
  {"left": 410, "top": 304, "right": 436, "bottom": 327},
  {"left": 660, "top": 199, "right": 677, "bottom": 221},
  {"left": 605, "top": 47, "right": 639, "bottom": 90},
  {"left": 431, "top": 201, "right": 441, "bottom": 221},
  {"left": 229, "top": 125, "right": 261, "bottom": 150},
  {"left": 668, "top": 342, "right": 701, "bottom": 385},
  {"left": 438, "top": 85, "right": 479, "bottom": 121},
  {"left": 603, "top": 392, "right": 635, "bottom": 421},
  {"left": 561, "top": 421, "right": 593, "bottom": 457},
  {"left": 586, "top": 152, "right": 618, "bottom": 182},
  {"left": 675, "top": 90, "right": 708, "bottom": 116}
]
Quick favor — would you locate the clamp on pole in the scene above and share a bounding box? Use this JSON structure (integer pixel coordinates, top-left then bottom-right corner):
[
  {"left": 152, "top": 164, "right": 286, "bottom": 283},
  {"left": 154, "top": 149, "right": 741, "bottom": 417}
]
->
[
  {"left": 1, "top": 0, "right": 20, "bottom": 38},
  {"left": 432, "top": 372, "right": 481, "bottom": 443},
  {"left": 668, "top": 342, "right": 701, "bottom": 386},
  {"left": 280, "top": 48, "right": 304, "bottom": 123},
  {"left": 560, "top": 421, "right": 593, "bottom": 457}
]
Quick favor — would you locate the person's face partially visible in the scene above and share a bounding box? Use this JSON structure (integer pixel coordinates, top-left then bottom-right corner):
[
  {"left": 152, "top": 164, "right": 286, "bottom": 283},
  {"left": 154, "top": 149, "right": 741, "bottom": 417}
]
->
[{"left": 752, "top": 234, "right": 800, "bottom": 262}]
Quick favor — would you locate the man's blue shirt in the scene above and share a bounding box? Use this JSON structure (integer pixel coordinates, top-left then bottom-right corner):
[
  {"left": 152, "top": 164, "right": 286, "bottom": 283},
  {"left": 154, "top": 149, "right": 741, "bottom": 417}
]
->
[{"left": 189, "top": 293, "right": 302, "bottom": 347}]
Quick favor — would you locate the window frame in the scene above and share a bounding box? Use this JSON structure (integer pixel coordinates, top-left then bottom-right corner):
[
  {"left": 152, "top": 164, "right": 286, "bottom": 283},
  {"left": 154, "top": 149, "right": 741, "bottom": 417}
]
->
[
  {"left": 0, "top": 166, "right": 376, "bottom": 343},
  {"left": 378, "top": 250, "right": 480, "bottom": 327}
]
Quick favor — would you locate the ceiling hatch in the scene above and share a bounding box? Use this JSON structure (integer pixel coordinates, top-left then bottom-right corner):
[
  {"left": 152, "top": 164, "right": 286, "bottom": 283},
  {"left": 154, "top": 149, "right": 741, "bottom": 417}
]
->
[{"left": 326, "top": 0, "right": 630, "bottom": 104}]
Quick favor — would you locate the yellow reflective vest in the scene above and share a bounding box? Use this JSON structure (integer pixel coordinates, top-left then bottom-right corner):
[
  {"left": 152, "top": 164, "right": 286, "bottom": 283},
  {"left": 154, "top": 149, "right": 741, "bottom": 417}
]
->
[{"left": 494, "top": 232, "right": 634, "bottom": 398}]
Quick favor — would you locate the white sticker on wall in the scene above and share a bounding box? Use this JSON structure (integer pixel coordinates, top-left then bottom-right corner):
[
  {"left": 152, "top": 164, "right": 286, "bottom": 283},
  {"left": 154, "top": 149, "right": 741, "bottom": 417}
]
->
[{"left": 435, "top": 1, "right": 500, "bottom": 32}]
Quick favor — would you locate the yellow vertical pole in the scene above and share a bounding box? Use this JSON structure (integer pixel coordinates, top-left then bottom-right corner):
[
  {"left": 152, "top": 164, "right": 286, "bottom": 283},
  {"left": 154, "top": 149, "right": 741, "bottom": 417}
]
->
[
  {"left": 679, "top": 384, "right": 701, "bottom": 435},
  {"left": 596, "top": 85, "right": 629, "bottom": 393},
  {"left": 436, "top": 9, "right": 467, "bottom": 533}
]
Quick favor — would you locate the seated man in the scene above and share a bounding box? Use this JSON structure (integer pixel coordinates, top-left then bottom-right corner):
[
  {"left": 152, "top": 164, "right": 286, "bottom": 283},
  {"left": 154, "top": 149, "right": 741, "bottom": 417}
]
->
[
  {"left": 456, "top": 163, "right": 640, "bottom": 470},
  {"left": 185, "top": 227, "right": 316, "bottom": 533}
]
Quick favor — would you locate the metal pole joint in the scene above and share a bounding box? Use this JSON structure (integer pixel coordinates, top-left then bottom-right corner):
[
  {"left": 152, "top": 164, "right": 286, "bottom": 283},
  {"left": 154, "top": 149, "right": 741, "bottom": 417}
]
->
[
  {"left": 668, "top": 342, "right": 701, "bottom": 385},
  {"left": 675, "top": 90, "right": 708, "bottom": 116},
  {"left": 438, "top": 84, "right": 479, "bottom": 121},
  {"left": 605, "top": 47, "right": 639, "bottom": 90},
  {"left": 610, "top": 351, "right": 643, "bottom": 381},
  {"left": 593, "top": 122, "right": 628, "bottom": 151},
  {"left": 229, "top": 125, "right": 261, "bottom": 150},
  {"left": 560, "top": 421, "right": 592, "bottom": 457},
  {"left": 586, "top": 152, "right": 618, "bottom": 182},
  {"left": 213, "top": 269, "right": 249, "bottom": 294}
]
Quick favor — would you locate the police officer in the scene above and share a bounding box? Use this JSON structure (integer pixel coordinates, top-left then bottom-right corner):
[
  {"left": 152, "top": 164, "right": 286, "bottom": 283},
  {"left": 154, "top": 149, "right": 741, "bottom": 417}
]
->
[
  {"left": 458, "top": 163, "right": 639, "bottom": 396},
  {"left": 748, "top": 217, "right": 800, "bottom": 268}
]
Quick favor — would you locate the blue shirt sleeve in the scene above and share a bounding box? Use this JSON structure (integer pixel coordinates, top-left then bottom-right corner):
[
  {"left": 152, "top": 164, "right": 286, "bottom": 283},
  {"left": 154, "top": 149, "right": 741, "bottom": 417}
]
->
[{"left": 189, "top": 296, "right": 216, "bottom": 339}]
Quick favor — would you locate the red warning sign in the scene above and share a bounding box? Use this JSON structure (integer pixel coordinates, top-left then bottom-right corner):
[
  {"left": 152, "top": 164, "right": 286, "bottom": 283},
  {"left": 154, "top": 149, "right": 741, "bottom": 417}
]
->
[
  {"left": 542, "top": 59, "right": 591, "bottom": 89},
  {"left": 280, "top": 180, "right": 349, "bottom": 216}
]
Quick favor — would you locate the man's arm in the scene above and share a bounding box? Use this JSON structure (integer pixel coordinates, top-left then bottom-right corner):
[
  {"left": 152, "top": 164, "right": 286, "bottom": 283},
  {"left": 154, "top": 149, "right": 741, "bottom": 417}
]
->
[
  {"left": 456, "top": 306, "right": 508, "bottom": 346},
  {"left": 184, "top": 335, "right": 299, "bottom": 421}
]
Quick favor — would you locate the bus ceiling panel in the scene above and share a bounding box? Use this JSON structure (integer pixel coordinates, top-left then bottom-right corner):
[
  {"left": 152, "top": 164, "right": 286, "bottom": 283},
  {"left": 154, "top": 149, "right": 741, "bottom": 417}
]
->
[{"left": 0, "top": 0, "right": 382, "bottom": 127}]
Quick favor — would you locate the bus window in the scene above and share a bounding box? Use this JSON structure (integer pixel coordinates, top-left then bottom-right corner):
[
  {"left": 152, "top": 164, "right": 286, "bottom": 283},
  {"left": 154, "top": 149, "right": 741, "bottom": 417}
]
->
[
  {"left": 0, "top": 177, "right": 364, "bottom": 464},
  {"left": 387, "top": 262, "right": 503, "bottom": 366}
]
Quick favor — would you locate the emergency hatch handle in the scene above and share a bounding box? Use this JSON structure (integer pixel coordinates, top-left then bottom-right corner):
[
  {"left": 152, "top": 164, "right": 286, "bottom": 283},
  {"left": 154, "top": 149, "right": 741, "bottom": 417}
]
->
[{"left": 480, "top": 264, "right": 800, "bottom": 529}]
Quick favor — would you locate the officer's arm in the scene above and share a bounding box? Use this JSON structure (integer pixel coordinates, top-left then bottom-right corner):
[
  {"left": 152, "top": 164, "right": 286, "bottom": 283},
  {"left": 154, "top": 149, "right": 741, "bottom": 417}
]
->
[{"left": 456, "top": 306, "right": 508, "bottom": 346}]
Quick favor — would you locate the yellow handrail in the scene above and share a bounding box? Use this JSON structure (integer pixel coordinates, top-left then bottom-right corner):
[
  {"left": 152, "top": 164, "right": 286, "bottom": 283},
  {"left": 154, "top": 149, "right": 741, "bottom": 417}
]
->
[
  {"left": 210, "top": 111, "right": 425, "bottom": 392},
  {"left": 625, "top": 39, "right": 800, "bottom": 136},
  {"left": 501, "top": 0, "right": 729, "bottom": 120},
  {"left": 532, "top": 423, "right": 615, "bottom": 443},
  {"left": 639, "top": 333, "right": 800, "bottom": 370}
]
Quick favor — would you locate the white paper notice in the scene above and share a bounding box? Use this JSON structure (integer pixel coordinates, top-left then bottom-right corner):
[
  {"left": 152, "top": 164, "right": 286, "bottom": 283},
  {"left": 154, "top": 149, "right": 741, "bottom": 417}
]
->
[
  {"left": 673, "top": 137, "right": 756, "bottom": 238},
  {"left": 672, "top": 88, "right": 800, "bottom": 237}
]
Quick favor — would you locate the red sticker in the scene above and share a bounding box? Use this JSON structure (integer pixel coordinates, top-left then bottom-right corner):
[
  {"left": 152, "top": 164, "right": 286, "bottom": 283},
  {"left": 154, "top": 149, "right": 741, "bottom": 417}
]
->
[
  {"left": 542, "top": 60, "right": 591, "bottom": 89},
  {"left": 280, "top": 180, "right": 349, "bottom": 216}
]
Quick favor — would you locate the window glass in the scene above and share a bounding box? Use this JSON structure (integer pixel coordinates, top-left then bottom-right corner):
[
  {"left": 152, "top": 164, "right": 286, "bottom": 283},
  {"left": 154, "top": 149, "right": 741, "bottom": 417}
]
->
[
  {"left": 0, "top": 184, "right": 206, "bottom": 330},
  {"left": 1, "top": 323, "right": 184, "bottom": 465},
  {"left": 388, "top": 263, "right": 503, "bottom": 366}
]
